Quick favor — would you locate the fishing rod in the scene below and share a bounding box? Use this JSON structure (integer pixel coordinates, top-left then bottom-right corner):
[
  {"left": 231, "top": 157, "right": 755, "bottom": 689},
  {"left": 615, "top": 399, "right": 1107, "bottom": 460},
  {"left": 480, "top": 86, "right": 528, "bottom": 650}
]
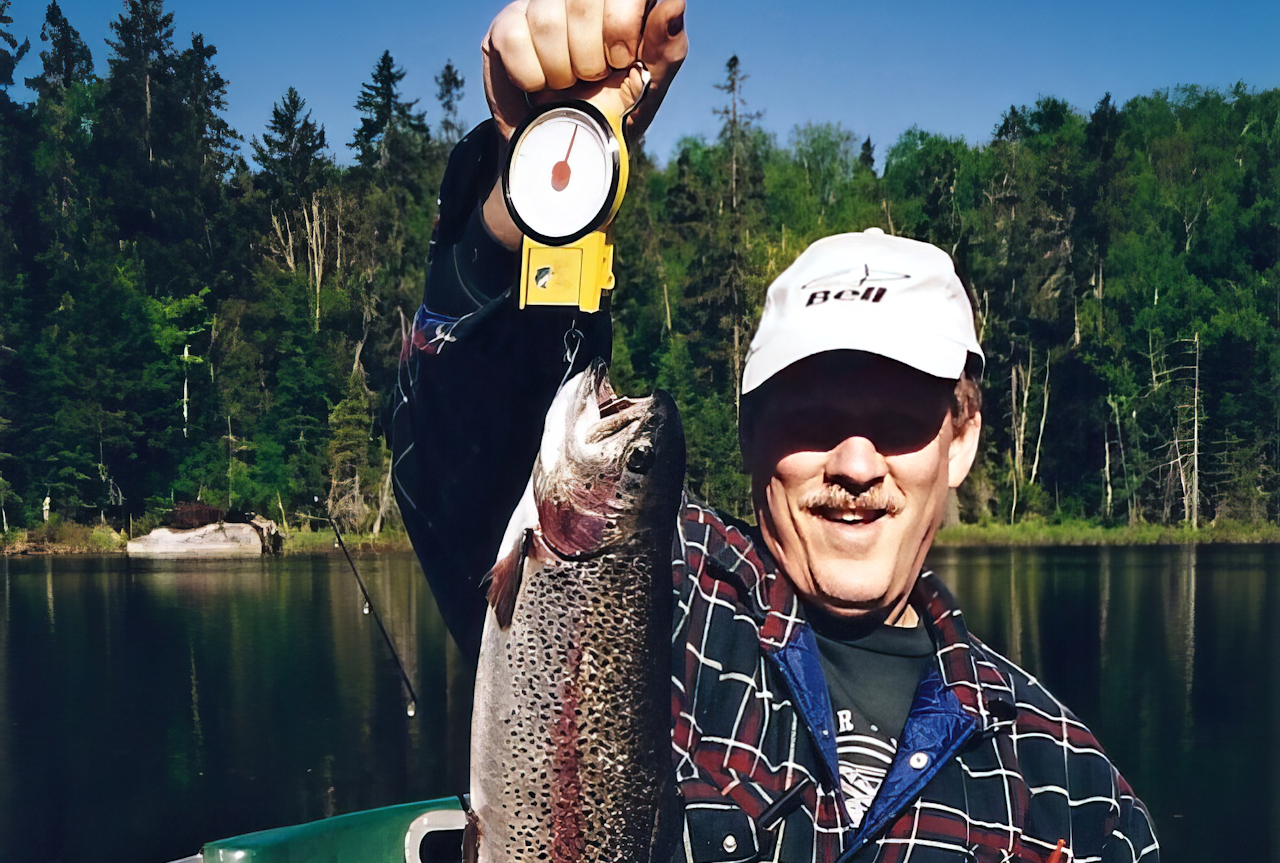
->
[{"left": 321, "top": 500, "right": 420, "bottom": 718}]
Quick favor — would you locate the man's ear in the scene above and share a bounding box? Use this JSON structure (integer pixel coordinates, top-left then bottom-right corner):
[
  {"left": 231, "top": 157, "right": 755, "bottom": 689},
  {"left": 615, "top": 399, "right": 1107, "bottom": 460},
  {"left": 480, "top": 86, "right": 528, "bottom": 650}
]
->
[{"left": 948, "top": 411, "right": 981, "bottom": 488}]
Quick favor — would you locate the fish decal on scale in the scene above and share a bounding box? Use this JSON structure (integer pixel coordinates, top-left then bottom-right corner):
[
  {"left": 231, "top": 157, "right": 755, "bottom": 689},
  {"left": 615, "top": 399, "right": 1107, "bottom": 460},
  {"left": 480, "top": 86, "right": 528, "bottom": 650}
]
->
[{"left": 468, "top": 359, "right": 685, "bottom": 863}]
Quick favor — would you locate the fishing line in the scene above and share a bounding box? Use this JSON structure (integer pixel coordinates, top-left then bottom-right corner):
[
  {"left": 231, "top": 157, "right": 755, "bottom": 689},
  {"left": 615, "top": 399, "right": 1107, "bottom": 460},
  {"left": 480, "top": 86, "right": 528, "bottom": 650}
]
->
[
  {"left": 558, "top": 319, "right": 584, "bottom": 390},
  {"left": 325, "top": 504, "right": 420, "bottom": 717}
]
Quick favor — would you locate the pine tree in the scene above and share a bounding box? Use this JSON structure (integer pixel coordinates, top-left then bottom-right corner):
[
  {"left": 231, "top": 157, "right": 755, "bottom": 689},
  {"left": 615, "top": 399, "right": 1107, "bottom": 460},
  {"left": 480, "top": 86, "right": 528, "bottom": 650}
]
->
[
  {"left": 351, "top": 50, "right": 427, "bottom": 169},
  {"left": 173, "top": 32, "right": 239, "bottom": 181},
  {"left": 0, "top": 0, "right": 30, "bottom": 92},
  {"left": 434, "top": 59, "right": 465, "bottom": 146},
  {"left": 859, "top": 136, "right": 875, "bottom": 172},
  {"left": 104, "top": 0, "right": 175, "bottom": 168},
  {"left": 690, "top": 56, "right": 765, "bottom": 406},
  {"left": 252, "top": 86, "right": 329, "bottom": 204},
  {"left": 327, "top": 372, "right": 373, "bottom": 530},
  {"left": 24, "top": 2, "right": 93, "bottom": 98}
]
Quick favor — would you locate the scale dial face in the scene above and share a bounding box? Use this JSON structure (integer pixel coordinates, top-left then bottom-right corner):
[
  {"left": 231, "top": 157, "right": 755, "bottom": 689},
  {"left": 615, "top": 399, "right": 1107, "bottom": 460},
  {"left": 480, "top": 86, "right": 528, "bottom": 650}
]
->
[{"left": 504, "top": 102, "right": 622, "bottom": 246}]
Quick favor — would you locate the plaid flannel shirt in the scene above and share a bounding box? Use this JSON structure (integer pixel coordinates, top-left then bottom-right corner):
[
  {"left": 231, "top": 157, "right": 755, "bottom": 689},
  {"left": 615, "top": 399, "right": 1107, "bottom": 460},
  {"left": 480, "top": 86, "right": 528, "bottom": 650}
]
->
[
  {"left": 396, "top": 122, "right": 1160, "bottom": 863},
  {"left": 671, "top": 499, "right": 1160, "bottom": 863}
]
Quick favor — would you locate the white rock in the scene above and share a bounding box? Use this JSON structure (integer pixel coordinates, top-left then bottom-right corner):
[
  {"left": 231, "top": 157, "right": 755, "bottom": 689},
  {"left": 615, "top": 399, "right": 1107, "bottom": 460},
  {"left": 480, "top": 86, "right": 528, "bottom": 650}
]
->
[{"left": 126, "top": 522, "right": 274, "bottom": 558}]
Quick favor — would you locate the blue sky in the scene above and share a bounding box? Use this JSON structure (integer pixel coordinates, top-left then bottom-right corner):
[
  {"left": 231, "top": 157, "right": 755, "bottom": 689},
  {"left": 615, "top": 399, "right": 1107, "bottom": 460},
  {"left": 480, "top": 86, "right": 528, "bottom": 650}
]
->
[{"left": 10, "top": 0, "right": 1280, "bottom": 167}]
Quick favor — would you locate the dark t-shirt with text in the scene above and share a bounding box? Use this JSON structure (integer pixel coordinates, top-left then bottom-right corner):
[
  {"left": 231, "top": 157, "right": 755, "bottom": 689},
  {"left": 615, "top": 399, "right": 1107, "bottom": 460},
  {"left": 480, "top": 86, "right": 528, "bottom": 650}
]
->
[{"left": 811, "top": 615, "right": 935, "bottom": 828}]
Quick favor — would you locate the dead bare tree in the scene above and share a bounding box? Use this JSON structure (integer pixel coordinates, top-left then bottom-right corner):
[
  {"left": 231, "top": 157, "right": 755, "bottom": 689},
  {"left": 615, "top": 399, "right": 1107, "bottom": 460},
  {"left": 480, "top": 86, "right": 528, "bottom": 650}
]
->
[{"left": 301, "top": 192, "right": 329, "bottom": 333}]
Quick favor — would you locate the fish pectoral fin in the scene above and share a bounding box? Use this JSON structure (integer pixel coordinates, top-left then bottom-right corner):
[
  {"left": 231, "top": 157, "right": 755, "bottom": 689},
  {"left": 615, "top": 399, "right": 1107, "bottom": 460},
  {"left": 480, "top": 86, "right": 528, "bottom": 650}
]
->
[{"left": 485, "top": 528, "right": 531, "bottom": 628}]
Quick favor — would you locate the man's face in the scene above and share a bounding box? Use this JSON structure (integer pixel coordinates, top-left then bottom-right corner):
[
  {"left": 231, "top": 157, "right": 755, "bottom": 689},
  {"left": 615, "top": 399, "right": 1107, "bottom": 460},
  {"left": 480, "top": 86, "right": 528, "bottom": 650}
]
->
[{"left": 744, "top": 352, "right": 981, "bottom": 623}]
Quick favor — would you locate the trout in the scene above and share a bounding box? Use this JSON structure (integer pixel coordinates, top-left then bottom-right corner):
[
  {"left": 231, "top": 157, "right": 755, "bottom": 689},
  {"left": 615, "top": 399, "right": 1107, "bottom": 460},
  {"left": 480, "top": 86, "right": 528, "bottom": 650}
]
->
[{"left": 469, "top": 360, "right": 685, "bottom": 863}]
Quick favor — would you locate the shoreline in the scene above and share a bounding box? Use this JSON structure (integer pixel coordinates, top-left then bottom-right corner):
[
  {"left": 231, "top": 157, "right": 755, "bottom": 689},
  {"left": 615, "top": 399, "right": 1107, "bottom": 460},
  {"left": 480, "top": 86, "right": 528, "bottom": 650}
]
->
[
  {"left": 8, "top": 522, "right": 1280, "bottom": 556},
  {"left": 1, "top": 527, "right": 415, "bottom": 557},
  {"left": 934, "top": 520, "right": 1280, "bottom": 546}
]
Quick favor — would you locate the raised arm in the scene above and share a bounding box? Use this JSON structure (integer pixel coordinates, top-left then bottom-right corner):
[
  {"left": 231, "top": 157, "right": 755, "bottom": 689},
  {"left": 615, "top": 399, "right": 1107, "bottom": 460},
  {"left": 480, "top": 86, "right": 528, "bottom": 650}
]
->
[{"left": 391, "top": 0, "right": 688, "bottom": 659}]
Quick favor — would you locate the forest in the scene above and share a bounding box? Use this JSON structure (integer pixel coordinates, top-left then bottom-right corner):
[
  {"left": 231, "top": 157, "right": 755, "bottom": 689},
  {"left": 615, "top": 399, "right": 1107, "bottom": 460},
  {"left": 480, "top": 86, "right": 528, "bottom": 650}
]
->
[{"left": 1, "top": 0, "right": 1278, "bottom": 537}]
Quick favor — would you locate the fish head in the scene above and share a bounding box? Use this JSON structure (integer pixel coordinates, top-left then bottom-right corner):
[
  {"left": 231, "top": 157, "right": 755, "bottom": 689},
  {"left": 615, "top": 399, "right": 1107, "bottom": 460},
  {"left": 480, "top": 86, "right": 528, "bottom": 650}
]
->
[{"left": 534, "top": 359, "right": 685, "bottom": 557}]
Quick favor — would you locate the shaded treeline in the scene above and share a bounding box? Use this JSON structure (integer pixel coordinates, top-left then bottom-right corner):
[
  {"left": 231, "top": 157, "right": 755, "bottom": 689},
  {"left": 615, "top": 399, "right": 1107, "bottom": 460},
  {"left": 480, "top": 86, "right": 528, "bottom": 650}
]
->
[
  {"left": 0, "top": 0, "right": 459, "bottom": 531},
  {"left": 1, "top": 0, "right": 1278, "bottom": 531}
]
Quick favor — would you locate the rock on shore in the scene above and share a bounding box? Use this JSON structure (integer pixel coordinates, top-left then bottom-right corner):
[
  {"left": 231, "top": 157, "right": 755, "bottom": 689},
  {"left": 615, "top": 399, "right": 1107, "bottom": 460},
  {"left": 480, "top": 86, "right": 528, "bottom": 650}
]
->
[{"left": 127, "top": 518, "right": 281, "bottom": 558}]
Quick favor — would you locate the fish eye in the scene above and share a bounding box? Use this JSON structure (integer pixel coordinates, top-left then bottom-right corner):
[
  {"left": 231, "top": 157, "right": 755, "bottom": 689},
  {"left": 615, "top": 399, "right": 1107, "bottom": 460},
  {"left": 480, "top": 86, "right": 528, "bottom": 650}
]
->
[{"left": 626, "top": 444, "right": 655, "bottom": 474}]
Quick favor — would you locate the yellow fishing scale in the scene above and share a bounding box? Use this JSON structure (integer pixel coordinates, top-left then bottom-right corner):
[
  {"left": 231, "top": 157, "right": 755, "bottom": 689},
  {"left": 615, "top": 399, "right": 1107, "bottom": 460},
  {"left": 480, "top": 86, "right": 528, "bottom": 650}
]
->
[{"left": 502, "top": 70, "right": 649, "bottom": 313}]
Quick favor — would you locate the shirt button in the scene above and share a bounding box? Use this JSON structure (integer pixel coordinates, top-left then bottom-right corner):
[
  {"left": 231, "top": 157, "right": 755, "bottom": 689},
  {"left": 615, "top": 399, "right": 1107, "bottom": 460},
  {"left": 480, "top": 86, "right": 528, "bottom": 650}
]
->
[
  {"left": 909, "top": 751, "right": 930, "bottom": 770},
  {"left": 722, "top": 834, "right": 738, "bottom": 853}
]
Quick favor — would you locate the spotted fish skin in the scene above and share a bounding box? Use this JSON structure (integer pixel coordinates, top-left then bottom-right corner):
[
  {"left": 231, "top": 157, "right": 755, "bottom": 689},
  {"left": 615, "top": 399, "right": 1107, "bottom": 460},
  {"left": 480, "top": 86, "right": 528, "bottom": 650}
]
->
[{"left": 471, "top": 361, "right": 684, "bottom": 863}]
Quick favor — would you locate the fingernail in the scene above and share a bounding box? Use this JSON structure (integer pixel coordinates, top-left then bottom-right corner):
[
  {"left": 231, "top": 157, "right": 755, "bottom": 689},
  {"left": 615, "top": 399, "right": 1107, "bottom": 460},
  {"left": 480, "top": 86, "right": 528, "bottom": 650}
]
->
[
  {"left": 610, "top": 41, "right": 632, "bottom": 66},
  {"left": 667, "top": 13, "right": 685, "bottom": 37}
]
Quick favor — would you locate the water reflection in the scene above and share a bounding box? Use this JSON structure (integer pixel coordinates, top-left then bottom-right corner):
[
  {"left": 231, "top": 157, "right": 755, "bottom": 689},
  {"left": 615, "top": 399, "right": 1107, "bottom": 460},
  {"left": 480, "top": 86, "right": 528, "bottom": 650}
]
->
[
  {"left": 1, "top": 547, "right": 1274, "bottom": 863},
  {"left": 0, "top": 553, "right": 471, "bottom": 863},
  {"left": 928, "top": 544, "right": 1278, "bottom": 862}
]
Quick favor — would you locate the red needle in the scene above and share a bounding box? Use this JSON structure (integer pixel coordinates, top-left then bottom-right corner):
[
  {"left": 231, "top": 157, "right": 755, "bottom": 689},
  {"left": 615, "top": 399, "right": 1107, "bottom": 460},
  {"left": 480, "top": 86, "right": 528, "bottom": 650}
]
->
[{"left": 551, "top": 125, "right": 577, "bottom": 192}]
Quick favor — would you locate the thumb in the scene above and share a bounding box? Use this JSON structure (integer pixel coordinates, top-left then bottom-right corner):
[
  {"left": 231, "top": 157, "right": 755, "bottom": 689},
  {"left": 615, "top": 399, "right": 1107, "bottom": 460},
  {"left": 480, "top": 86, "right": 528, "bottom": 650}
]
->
[
  {"left": 627, "top": 0, "right": 687, "bottom": 136},
  {"left": 639, "top": 0, "right": 688, "bottom": 82}
]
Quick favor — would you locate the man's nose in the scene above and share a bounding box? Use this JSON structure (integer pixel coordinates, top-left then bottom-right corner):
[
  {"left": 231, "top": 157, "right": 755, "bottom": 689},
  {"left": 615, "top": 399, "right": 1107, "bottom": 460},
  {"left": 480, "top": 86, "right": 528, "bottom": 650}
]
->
[{"left": 824, "top": 435, "right": 888, "bottom": 488}]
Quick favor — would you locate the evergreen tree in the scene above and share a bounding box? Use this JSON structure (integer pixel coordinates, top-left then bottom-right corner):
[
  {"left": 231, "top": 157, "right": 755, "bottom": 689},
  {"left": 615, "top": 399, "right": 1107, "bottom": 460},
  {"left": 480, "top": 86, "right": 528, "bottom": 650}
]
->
[
  {"left": 327, "top": 372, "right": 373, "bottom": 530},
  {"left": 173, "top": 33, "right": 239, "bottom": 181},
  {"left": 859, "top": 136, "right": 875, "bottom": 171},
  {"left": 434, "top": 59, "right": 465, "bottom": 146},
  {"left": 252, "top": 86, "right": 329, "bottom": 204},
  {"left": 24, "top": 1, "right": 93, "bottom": 98},
  {"left": 0, "top": 0, "right": 29, "bottom": 92},
  {"left": 351, "top": 50, "right": 428, "bottom": 169},
  {"left": 103, "top": 0, "right": 174, "bottom": 168}
]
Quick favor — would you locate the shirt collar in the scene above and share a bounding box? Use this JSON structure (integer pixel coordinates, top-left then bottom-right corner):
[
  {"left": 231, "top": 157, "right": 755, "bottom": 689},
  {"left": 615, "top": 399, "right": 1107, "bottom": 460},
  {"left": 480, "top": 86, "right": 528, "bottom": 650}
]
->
[{"left": 695, "top": 506, "right": 1017, "bottom": 733}]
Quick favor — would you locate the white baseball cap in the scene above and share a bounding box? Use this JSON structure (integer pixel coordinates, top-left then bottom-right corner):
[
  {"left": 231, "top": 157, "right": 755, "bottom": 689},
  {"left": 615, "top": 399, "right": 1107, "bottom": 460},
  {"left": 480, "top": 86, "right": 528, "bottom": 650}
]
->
[{"left": 741, "top": 228, "right": 984, "bottom": 394}]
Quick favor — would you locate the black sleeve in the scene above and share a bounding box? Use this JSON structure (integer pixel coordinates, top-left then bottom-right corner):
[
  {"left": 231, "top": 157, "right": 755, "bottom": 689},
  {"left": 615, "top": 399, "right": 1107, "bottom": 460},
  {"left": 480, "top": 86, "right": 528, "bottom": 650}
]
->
[{"left": 390, "top": 120, "right": 612, "bottom": 660}]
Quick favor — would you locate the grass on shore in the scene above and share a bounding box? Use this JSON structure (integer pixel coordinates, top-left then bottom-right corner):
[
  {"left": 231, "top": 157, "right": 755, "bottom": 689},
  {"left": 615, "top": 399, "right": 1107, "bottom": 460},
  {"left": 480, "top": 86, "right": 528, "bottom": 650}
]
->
[
  {"left": 1, "top": 521, "right": 128, "bottom": 554},
  {"left": 8, "top": 516, "right": 1280, "bottom": 555},
  {"left": 280, "top": 527, "right": 413, "bottom": 554},
  {"left": 935, "top": 517, "right": 1280, "bottom": 546},
  {"left": 0, "top": 518, "right": 413, "bottom": 555}
]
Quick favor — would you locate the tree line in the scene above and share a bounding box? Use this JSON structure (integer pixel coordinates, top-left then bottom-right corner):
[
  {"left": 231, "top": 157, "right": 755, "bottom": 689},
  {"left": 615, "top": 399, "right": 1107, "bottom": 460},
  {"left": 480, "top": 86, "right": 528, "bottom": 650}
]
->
[{"left": 1, "top": 0, "right": 1277, "bottom": 533}]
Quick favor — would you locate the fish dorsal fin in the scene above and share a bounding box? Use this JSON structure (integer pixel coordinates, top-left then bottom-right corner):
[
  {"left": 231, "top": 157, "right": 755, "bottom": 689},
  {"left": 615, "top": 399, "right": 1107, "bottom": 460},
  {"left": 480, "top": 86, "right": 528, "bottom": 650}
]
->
[{"left": 485, "top": 528, "right": 531, "bottom": 629}]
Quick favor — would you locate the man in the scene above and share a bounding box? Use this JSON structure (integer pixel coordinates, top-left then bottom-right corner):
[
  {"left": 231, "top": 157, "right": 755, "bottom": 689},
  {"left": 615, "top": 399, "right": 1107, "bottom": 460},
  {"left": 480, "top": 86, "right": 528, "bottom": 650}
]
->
[{"left": 390, "top": 2, "right": 1160, "bottom": 860}]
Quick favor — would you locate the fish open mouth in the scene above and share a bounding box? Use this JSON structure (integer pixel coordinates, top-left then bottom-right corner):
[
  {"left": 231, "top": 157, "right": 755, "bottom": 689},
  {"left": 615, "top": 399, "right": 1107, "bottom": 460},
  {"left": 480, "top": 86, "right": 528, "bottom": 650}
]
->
[{"left": 593, "top": 365, "right": 638, "bottom": 418}]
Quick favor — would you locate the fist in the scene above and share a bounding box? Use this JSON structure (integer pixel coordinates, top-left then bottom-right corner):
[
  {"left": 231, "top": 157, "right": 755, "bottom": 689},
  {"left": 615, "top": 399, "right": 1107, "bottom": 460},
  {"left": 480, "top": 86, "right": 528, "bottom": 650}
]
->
[{"left": 483, "top": 0, "right": 689, "bottom": 142}]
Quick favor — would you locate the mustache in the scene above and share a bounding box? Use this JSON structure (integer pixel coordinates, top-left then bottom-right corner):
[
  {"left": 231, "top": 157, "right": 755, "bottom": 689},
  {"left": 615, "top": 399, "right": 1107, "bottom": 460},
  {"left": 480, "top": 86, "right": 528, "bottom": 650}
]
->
[{"left": 801, "top": 484, "right": 904, "bottom": 516}]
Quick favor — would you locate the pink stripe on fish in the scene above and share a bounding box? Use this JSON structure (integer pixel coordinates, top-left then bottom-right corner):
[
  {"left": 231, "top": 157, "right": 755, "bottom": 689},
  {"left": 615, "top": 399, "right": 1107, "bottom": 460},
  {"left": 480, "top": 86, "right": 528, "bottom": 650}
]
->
[{"left": 550, "top": 643, "right": 585, "bottom": 862}]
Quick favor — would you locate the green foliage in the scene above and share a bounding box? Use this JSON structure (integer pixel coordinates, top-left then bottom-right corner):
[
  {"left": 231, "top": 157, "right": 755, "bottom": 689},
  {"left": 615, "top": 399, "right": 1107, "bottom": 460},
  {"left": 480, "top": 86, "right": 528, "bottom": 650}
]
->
[
  {"left": 611, "top": 73, "right": 1280, "bottom": 528},
  {"left": 0, "top": 0, "right": 458, "bottom": 532},
  {"left": 24, "top": 1, "right": 93, "bottom": 98},
  {"left": 0, "top": 0, "right": 30, "bottom": 90},
  {"left": 251, "top": 86, "right": 330, "bottom": 205},
  {"left": 350, "top": 50, "right": 429, "bottom": 171},
  {"left": 0, "top": 4, "right": 1277, "bottom": 535}
]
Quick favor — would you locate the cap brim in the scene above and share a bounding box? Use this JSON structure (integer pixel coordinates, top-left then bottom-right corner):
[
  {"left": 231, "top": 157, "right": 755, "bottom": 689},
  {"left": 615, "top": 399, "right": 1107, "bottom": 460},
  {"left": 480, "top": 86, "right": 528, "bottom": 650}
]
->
[{"left": 741, "top": 312, "right": 974, "bottom": 394}]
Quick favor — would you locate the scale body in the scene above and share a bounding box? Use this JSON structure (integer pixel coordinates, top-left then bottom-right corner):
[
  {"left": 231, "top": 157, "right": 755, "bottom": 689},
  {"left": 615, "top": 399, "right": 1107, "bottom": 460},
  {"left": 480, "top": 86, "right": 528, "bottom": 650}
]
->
[{"left": 503, "top": 99, "right": 634, "bottom": 313}]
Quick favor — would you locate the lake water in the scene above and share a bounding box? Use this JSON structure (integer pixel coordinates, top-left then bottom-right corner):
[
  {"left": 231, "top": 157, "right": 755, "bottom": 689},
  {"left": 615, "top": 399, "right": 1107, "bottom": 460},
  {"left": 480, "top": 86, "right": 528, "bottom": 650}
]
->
[{"left": 1, "top": 546, "right": 1274, "bottom": 862}]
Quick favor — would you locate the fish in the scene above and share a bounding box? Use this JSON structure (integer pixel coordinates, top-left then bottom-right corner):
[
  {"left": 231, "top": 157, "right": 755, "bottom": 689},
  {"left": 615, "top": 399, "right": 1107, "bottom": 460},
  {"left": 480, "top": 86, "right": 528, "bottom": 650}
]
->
[{"left": 468, "top": 359, "right": 686, "bottom": 863}]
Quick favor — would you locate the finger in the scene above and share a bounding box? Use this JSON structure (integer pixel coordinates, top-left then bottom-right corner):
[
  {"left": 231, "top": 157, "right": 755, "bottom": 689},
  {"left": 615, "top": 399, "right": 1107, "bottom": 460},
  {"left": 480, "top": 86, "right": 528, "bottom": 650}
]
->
[
  {"left": 566, "top": 0, "right": 608, "bottom": 81},
  {"left": 483, "top": 39, "right": 533, "bottom": 138},
  {"left": 525, "top": 0, "right": 575, "bottom": 91},
  {"left": 602, "top": 0, "right": 648, "bottom": 69},
  {"left": 487, "top": 1, "right": 546, "bottom": 94},
  {"left": 639, "top": 0, "right": 687, "bottom": 79},
  {"left": 627, "top": 0, "right": 687, "bottom": 135}
]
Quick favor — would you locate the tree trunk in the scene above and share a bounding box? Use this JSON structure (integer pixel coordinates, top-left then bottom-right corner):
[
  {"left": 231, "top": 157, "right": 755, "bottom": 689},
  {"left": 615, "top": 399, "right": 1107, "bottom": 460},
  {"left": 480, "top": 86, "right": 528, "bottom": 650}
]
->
[
  {"left": 270, "top": 211, "right": 296, "bottom": 272},
  {"left": 372, "top": 457, "right": 395, "bottom": 536},
  {"left": 1103, "top": 429, "right": 1113, "bottom": 520},
  {"left": 1191, "top": 333, "right": 1200, "bottom": 529},
  {"left": 1030, "top": 362, "right": 1050, "bottom": 485}
]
